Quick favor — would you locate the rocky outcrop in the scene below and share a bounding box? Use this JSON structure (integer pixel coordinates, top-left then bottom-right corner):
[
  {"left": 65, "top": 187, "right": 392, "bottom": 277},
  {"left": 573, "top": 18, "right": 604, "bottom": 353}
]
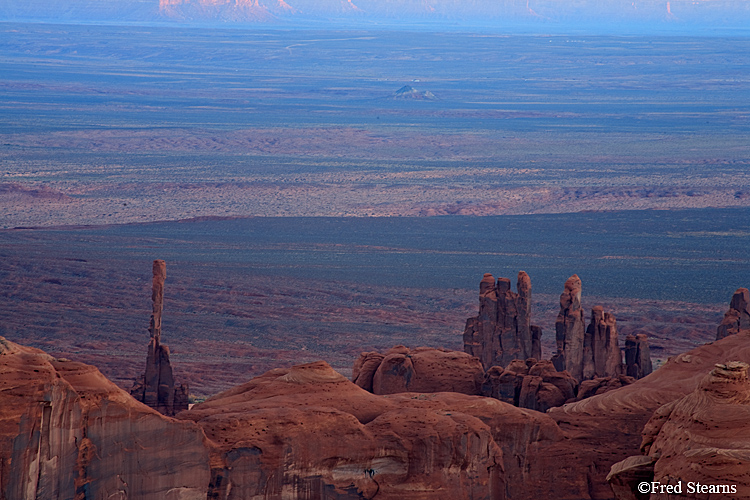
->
[
  {"left": 393, "top": 85, "right": 437, "bottom": 100},
  {"left": 0, "top": 336, "right": 209, "bottom": 500},
  {"left": 179, "top": 359, "right": 565, "bottom": 500},
  {"left": 609, "top": 361, "right": 750, "bottom": 499},
  {"left": 482, "top": 358, "right": 578, "bottom": 412},
  {"left": 559, "top": 327, "right": 750, "bottom": 500},
  {"left": 131, "top": 260, "right": 189, "bottom": 416},
  {"left": 624, "top": 334, "right": 652, "bottom": 379},
  {"left": 575, "top": 375, "right": 635, "bottom": 401},
  {"left": 463, "top": 271, "right": 542, "bottom": 369},
  {"left": 7, "top": 323, "right": 750, "bottom": 500},
  {"left": 353, "top": 346, "right": 484, "bottom": 395},
  {"left": 716, "top": 287, "right": 750, "bottom": 339}
]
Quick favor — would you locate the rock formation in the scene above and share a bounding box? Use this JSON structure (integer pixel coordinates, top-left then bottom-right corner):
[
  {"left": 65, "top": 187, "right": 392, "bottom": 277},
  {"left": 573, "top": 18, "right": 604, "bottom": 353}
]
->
[
  {"left": 551, "top": 275, "right": 587, "bottom": 381},
  {"left": 131, "top": 260, "right": 189, "bottom": 416},
  {"left": 586, "top": 305, "right": 623, "bottom": 379},
  {"left": 557, "top": 326, "right": 750, "bottom": 500},
  {"left": 463, "top": 271, "right": 542, "bottom": 369},
  {"left": 393, "top": 85, "right": 437, "bottom": 100},
  {"left": 482, "top": 358, "right": 578, "bottom": 412},
  {"left": 6, "top": 323, "right": 750, "bottom": 499},
  {"left": 716, "top": 287, "right": 750, "bottom": 339},
  {"left": 0, "top": 336, "right": 209, "bottom": 500},
  {"left": 551, "top": 275, "right": 635, "bottom": 383},
  {"left": 609, "top": 361, "right": 750, "bottom": 499},
  {"left": 624, "top": 333, "right": 652, "bottom": 379},
  {"left": 179, "top": 359, "right": 565, "bottom": 500},
  {"left": 575, "top": 375, "right": 635, "bottom": 401},
  {"left": 353, "top": 345, "right": 484, "bottom": 395},
  {"left": 463, "top": 272, "right": 648, "bottom": 411}
]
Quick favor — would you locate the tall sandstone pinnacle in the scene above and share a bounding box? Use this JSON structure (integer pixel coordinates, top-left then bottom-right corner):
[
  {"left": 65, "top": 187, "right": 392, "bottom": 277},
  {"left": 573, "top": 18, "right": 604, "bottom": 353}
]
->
[
  {"left": 551, "top": 275, "right": 637, "bottom": 383},
  {"left": 463, "top": 271, "right": 542, "bottom": 368},
  {"left": 131, "top": 260, "right": 189, "bottom": 416},
  {"left": 552, "top": 275, "right": 586, "bottom": 381},
  {"left": 624, "top": 333, "right": 653, "bottom": 379},
  {"left": 586, "top": 305, "right": 623, "bottom": 379},
  {"left": 716, "top": 287, "right": 750, "bottom": 340}
]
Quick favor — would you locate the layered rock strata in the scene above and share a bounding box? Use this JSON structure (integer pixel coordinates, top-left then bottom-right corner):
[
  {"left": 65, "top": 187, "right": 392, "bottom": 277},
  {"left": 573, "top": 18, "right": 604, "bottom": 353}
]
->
[
  {"left": 463, "top": 271, "right": 542, "bottom": 368},
  {"left": 716, "top": 287, "right": 750, "bottom": 339},
  {"left": 352, "top": 346, "right": 484, "bottom": 395},
  {"left": 131, "top": 260, "right": 189, "bottom": 416},
  {"left": 609, "top": 361, "right": 750, "bottom": 499},
  {"left": 0, "top": 337, "right": 209, "bottom": 500}
]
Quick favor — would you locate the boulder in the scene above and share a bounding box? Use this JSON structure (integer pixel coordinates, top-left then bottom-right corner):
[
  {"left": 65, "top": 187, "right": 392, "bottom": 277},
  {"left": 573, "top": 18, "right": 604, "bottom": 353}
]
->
[{"left": 354, "top": 346, "right": 484, "bottom": 395}]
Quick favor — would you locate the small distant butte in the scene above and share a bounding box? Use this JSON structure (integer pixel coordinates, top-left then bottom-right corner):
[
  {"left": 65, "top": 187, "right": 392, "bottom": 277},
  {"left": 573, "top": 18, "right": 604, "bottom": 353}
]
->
[{"left": 392, "top": 85, "right": 437, "bottom": 100}]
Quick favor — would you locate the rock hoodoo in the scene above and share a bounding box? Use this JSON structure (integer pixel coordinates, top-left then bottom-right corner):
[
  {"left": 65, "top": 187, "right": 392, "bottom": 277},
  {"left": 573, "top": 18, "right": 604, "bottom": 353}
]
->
[
  {"left": 463, "top": 271, "right": 542, "bottom": 369},
  {"left": 130, "top": 260, "right": 189, "bottom": 416},
  {"left": 586, "top": 305, "right": 623, "bottom": 379},
  {"left": 551, "top": 275, "right": 648, "bottom": 382},
  {"left": 716, "top": 287, "right": 750, "bottom": 339},
  {"left": 624, "top": 333, "right": 653, "bottom": 379},
  {"left": 551, "top": 275, "right": 586, "bottom": 380}
]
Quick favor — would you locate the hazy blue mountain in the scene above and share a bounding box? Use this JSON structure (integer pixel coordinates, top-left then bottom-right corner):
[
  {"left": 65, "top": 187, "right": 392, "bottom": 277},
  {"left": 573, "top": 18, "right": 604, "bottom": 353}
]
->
[{"left": 0, "top": 0, "right": 748, "bottom": 31}]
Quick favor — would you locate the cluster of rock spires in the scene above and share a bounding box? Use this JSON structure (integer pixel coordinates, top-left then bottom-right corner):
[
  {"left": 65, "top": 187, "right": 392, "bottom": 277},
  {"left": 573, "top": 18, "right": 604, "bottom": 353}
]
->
[
  {"left": 130, "top": 260, "right": 189, "bottom": 416},
  {"left": 463, "top": 271, "right": 541, "bottom": 367},
  {"left": 2, "top": 269, "right": 750, "bottom": 499},
  {"left": 455, "top": 272, "right": 651, "bottom": 411},
  {"left": 551, "top": 276, "right": 623, "bottom": 380}
]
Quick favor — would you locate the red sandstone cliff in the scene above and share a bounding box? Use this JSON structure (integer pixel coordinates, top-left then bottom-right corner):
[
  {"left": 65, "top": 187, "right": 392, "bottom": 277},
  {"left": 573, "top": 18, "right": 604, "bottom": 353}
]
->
[
  {"left": 0, "top": 336, "right": 209, "bottom": 499},
  {"left": 179, "top": 359, "right": 564, "bottom": 499}
]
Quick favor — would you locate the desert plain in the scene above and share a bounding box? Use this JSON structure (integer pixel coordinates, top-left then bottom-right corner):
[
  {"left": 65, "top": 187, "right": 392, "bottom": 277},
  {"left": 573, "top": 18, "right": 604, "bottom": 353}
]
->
[{"left": 1, "top": 24, "right": 749, "bottom": 397}]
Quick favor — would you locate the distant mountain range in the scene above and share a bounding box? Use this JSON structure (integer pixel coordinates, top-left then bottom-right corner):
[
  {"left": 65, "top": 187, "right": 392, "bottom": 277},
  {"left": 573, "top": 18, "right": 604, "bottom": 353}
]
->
[{"left": 1, "top": 0, "right": 749, "bottom": 30}]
